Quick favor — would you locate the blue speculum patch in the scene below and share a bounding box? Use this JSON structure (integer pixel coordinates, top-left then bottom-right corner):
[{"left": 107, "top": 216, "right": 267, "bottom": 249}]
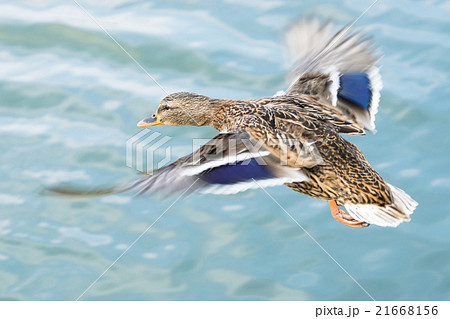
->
[
  {"left": 200, "top": 158, "right": 273, "bottom": 184},
  {"left": 338, "top": 72, "right": 371, "bottom": 110}
]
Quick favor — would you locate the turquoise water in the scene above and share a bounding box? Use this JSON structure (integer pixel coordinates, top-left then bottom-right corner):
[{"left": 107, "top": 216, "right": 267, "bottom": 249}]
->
[{"left": 1, "top": 0, "right": 449, "bottom": 300}]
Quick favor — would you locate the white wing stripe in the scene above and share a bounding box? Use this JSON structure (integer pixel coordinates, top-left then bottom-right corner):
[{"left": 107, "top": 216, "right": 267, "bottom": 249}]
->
[
  {"left": 180, "top": 151, "right": 271, "bottom": 176},
  {"left": 327, "top": 67, "right": 340, "bottom": 107},
  {"left": 367, "top": 66, "right": 382, "bottom": 130},
  {"left": 200, "top": 176, "right": 308, "bottom": 195}
]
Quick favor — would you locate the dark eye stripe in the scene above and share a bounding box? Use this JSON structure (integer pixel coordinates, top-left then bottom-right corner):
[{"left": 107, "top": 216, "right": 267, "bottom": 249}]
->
[{"left": 162, "top": 105, "right": 179, "bottom": 110}]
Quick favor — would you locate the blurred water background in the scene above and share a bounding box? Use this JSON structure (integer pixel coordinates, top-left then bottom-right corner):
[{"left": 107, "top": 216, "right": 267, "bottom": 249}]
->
[{"left": 0, "top": 0, "right": 449, "bottom": 300}]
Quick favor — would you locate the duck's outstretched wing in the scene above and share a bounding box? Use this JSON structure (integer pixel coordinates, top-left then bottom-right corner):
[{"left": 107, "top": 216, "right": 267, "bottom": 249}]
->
[
  {"left": 46, "top": 131, "right": 316, "bottom": 197},
  {"left": 282, "top": 18, "right": 382, "bottom": 133},
  {"left": 270, "top": 95, "right": 365, "bottom": 136}
]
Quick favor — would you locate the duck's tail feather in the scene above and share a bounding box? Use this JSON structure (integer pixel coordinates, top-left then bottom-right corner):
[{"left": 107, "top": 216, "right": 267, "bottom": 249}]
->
[
  {"left": 284, "top": 18, "right": 382, "bottom": 133},
  {"left": 344, "top": 183, "right": 418, "bottom": 227}
]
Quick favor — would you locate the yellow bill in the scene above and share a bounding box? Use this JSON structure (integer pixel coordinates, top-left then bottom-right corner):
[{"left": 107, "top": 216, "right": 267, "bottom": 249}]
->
[{"left": 137, "top": 114, "right": 164, "bottom": 127}]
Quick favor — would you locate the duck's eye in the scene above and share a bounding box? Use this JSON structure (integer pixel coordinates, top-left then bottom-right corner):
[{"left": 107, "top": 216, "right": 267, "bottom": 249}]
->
[{"left": 161, "top": 105, "right": 170, "bottom": 111}]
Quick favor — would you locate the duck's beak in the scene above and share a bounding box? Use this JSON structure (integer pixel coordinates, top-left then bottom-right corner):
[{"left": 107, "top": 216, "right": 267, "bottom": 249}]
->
[{"left": 137, "top": 114, "right": 164, "bottom": 127}]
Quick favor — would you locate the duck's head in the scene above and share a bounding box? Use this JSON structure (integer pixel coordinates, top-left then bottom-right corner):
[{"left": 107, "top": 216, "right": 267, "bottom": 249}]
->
[{"left": 137, "top": 92, "right": 216, "bottom": 127}]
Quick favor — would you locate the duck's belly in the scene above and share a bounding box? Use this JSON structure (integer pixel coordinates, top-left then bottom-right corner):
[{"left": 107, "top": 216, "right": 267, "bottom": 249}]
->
[
  {"left": 285, "top": 163, "right": 392, "bottom": 207},
  {"left": 285, "top": 167, "right": 350, "bottom": 203},
  {"left": 283, "top": 128, "right": 393, "bottom": 206}
]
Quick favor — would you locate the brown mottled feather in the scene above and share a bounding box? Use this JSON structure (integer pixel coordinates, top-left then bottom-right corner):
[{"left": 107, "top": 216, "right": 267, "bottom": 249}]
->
[{"left": 207, "top": 95, "right": 392, "bottom": 207}]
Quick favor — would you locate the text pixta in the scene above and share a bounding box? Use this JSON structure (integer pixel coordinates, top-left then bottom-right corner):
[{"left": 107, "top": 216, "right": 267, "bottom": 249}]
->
[{"left": 315, "top": 306, "right": 359, "bottom": 317}]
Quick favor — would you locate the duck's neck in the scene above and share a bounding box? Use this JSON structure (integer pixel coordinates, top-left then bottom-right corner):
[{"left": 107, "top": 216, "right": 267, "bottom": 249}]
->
[{"left": 197, "top": 98, "right": 235, "bottom": 130}]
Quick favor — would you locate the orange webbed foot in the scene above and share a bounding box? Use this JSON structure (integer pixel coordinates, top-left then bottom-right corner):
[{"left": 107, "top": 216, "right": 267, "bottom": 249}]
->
[{"left": 329, "top": 200, "right": 370, "bottom": 228}]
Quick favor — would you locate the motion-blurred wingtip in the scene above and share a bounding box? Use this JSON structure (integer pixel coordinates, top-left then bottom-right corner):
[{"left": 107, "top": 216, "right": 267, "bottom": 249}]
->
[{"left": 40, "top": 185, "right": 118, "bottom": 198}]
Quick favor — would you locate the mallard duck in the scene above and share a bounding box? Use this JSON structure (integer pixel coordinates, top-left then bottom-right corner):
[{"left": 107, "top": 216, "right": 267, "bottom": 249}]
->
[{"left": 51, "top": 19, "right": 417, "bottom": 228}]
